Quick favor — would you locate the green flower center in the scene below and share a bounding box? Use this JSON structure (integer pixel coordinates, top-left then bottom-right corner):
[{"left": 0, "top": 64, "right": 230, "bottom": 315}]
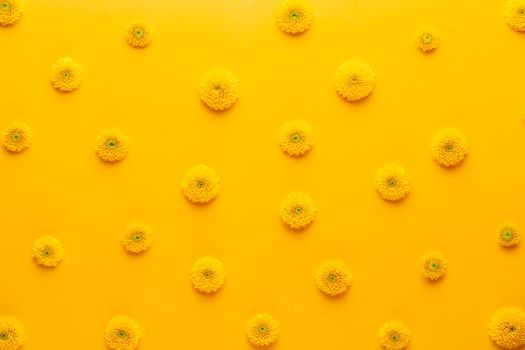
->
[
  {"left": 327, "top": 273, "right": 339, "bottom": 283},
  {"left": 422, "top": 33, "right": 433, "bottom": 44},
  {"left": 428, "top": 260, "right": 440, "bottom": 272},
  {"left": 60, "top": 70, "right": 73, "bottom": 82},
  {"left": 390, "top": 332, "right": 399, "bottom": 343},
  {"left": 257, "top": 324, "right": 269, "bottom": 335},
  {"left": 196, "top": 179, "right": 207, "bottom": 189},
  {"left": 106, "top": 139, "right": 118, "bottom": 149},
  {"left": 501, "top": 229, "right": 514, "bottom": 242},
  {"left": 294, "top": 206, "right": 303, "bottom": 215},
  {"left": 10, "top": 131, "right": 21, "bottom": 142},
  {"left": 0, "top": 332, "right": 8, "bottom": 341},
  {"left": 133, "top": 27, "right": 145, "bottom": 38},
  {"left": 132, "top": 233, "right": 143, "bottom": 242},
  {"left": 444, "top": 143, "right": 454, "bottom": 152},
  {"left": 387, "top": 178, "right": 397, "bottom": 188},
  {"left": 117, "top": 329, "right": 128, "bottom": 339},
  {"left": 290, "top": 9, "right": 300, "bottom": 19},
  {"left": 0, "top": 2, "right": 10, "bottom": 11},
  {"left": 290, "top": 132, "right": 302, "bottom": 144},
  {"left": 202, "top": 269, "right": 215, "bottom": 279},
  {"left": 42, "top": 247, "right": 53, "bottom": 257}
]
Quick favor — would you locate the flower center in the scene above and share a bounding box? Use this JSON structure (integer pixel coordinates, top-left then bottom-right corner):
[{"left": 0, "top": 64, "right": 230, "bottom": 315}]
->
[
  {"left": 60, "top": 70, "right": 73, "bottom": 82},
  {"left": 132, "top": 233, "right": 143, "bottom": 242},
  {"left": 0, "top": 332, "right": 8, "bottom": 341},
  {"left": 289, "top": 9, "right": 300, "bottom": 19},
  {"left": 327, "top": 272, "right": 339, "bottom": 283},
  {"left": 10, "top": 131, "right": 21, "bottom": 142},
  {"left": 196, "top": 179, "right": 207, "bottom": 189},
  {"left": 106, "top": 139, "right": 118, "bottom": 149},
  {"left": 117, "top": 329, "right": 128, "bottom": 339},
  {"left": 501, "top": 229, "right": 514, "bottom": 242},
  {"left": 202, "top": 269, "right": 215, "bottom": 279},
  {"left": 422, "top": 33, "right": 433, "bottom": 44},
  {"left": 387, "top": 178, "right": 397, "bottom": 188},
  {"left": 294, "top": 206, "right": 303, "bottom": 215},
  {"left": 348, "top": 74, "right": 361, "bottom": 85},
  {"left": 213, "top": 84, "right": 223, "bottom": 92},
  {"left": 519, "top": 8, "right": 525, "bottom": 16},
  {"left": 508, "top": 325, "right": 517, "bottom": 332},
  {"left": 42, "top": 247, "right": 53, "bottom": 257},
  {"left": 290, "top": 132, "right": 302, "bottom": 144},
  {"left": 444, "top": 143, "right": 454, "bottom": 152},
  {"left": 390, "top": 332, "right": 399, "bottom": 343},
  {"left": 257, "top": 324, "right": 269, "bottom": 335},
  {"left": 428, "top": 260, "right": 439, "bottom": 272},
  {"left": 133, "top": 27, "right": 145, "bottom": 38},
  {"left": 0, "top": 1, "right": 10, "bottom": 11}
]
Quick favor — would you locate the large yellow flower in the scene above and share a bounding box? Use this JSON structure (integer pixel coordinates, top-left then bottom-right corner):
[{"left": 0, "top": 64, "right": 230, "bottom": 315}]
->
[
  {"left": 335, "top": 59, "right": 376, "bottom": 102},
  {"left": 125, "top": 21, "right": 152, "bottom": 48},
  {"left": 0, "top": 317, "right": 24, "bottom": 350},
  {"left": 50, "top": 57, "right": 83, "bottom": 92},
  {"left": 416, "top": 27, "right": 439, "bottom": 52},
  {"left": 95, "top": 129, "right": 129, "bottom": 162},
  {"left": 279, "top": 192, "right": 316, "bottom": 229},
  {"left": 378, "top": 321, "right": 411, "bottom": 350},
  {"left": 315, "top": 260, "right": 352, "bottom": 296},
  {"left": 275, "top": 0, "right": 313, "bottom": 34},
  {"left": 198, "top": 69, "right": 239, "bottom": 111},
  {"left": 1, "top": 122, "right": 30, "bottom": 153},
  {"left": 278, "top": 121, "right": 314, "bottom": 157},
  {"left": 488, "top": 307, "right": 525, "bottom": 349},
  {"left": 190, "top": 256, "right": 225, "bottom": 294},
  {"left": 105, "top": 316, "right": 141, "bottom": 350},
  {"left": 421, "top": 252, "right": 447, "bottom": 281},
  {"left": 121, "top": 222, "right": 153, "bottom": 254},
  {"left": 374, "top": 164, "right": 410, "bottom": 202},
  {"left": 431, "top": 127, "right": 468, "bottom": 167},
  {"left": 505, "top": 0, "right": 525, "bottom": 32},
  {"left": 499, "top": 223, "right": 520, "bottom": 248},
  {"left": 181, "top": 165, "right": 220, "bottom": 203},
  {"left": 246, "top": 313, "right": 279, "bottom": 347},
  {"left": 32, "top": 236, "right": 64, "bottom": 267},
  {"left": 0, "top": 0, "right": 22, "bottom": 26}
]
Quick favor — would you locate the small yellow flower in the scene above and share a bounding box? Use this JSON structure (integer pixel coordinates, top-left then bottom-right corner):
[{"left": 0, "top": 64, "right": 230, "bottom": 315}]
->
[
  {"left": 246, "top": 313, "right": 279, "bottom": 347},
  {"left": 1, "top": 122, "right": 30, "bottom": 153},
  {"left": 431, "top": 127, "right": 468, "bottom": 167},
  {"left": 374, "top": 164, "right": 410, "bottom": 202},
  {"left": 279, "top": 192, "right": 316, "bottom": 230},
  {"left": 416, "top": 27, "right": 439, "bottom": 52},
  {"left": 278, "top": 121, "right": 314, "bottom": 157},
  {"left": 421, "top": 252, "right": 447, "bottom": 281},
  {"left": 32, "top": 236, "right": 64, "bottom": 267},
  {"left": 0, "top": 0, "right": 22, "bottom": 26},
  {"left": 95, "top": 129, "right": 129, "bottom": 163},
  {"left": 335, "top": 59, "right": 376, "bottom": 102},
  {"left": 181, "top": 165, "right": 220, "bottom": 204},
  {"left": 488, "top": 307, "right": 525, "bottom": 349},
  {"left": 104, "top": 316, "right": 141, "bottom": 350},
  {"left": 505, "top": 0, "right": 525, "bottom": 32},
  {"left": 50, "top": 57, "right": 83, "bottom": 92},
  {"left": 198, "top": 68, "right": 239, "bottom": 111},
  {"left": 499, "top": 223, "right": 520, "bottom": 248},
  {"left": 125, "top": 21, "right": 152, "bottom": 48},
  {"left": 0, "top": 317, "right": 24, "bottom": 350},
  {"left": 121, "top": 222, "right": 152, "bottom": 254},
  {"left": 378, "top": 321, "right": 410, "bottom": 350},
  {"left": 190, "top": 256, "right": 225, "bottom": 294},
  {"left": 275, "top": 0, "right": 313, "bottom": 34},
  {"left": 315, "top": 260, "right": 352, "bottom": 296}
]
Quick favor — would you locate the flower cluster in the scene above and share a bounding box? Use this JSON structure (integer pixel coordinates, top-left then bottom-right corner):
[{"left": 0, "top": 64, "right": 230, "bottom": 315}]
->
[
  {"left": 421, "top": 251, "right": 447, "bottom": 281},
  {"left": 181, "top": 165, "right": 220, "bottom": 203},
  {"left": 190, "top": 256, "right": 226, "bottom": 294},
  {"left": 488, "top": 307, "right": 525, "bottom": 349},
  {"left": 315, "top": 260, "right": 352, "bottom": 296},
  {"left": 279, "top": 191, "right": 316, "bottom": 229},
  {"left": 121, "top": 222, "right": 153, "bottom": 253},
  {"left": 278, "top": 121, "right": 314, "bottom": 157},
  {"left": 275, "top": 0, "right": 313, "bottom": 34},
  {"left": 198, "top": 68, "right": 239, "bottom": 111},
  {"left": 416, "top": 27, "right": 439, "bottom": 52},
  {"left": 378, "top": 321, "right": 411, "bottom": 350},
  {"left": 125, "top": 21, "right": 152, "bottom": 48},
  {"left": 0, "top": 317, "right": 24, "bottom": 350},
  {"left": 335, "top": 59, "right": 376, "bottom": 102},
  {"left": 104, "top": 316, "right": 142, "bottom": 350},
  {"left": 505, "top": 0, "right": 525, "bottom": 32},
  {"left": 0, "top": 0, "right": 22, "bottom": 26},
  {"left": 499, "top": 223, "right": 520, "bottom": 248},
  {"left": 374, "top": 164, "right": 410, "bottom": 202},
  {"left": 32, "top": 236, "right": 64, "bottom": 267},
  {"left": 95, "top": 129, "right": 130, "bottom": 162},
  {"left": 1, "top": 122, "right": 31, "bottom": 153},
  {"left": 431, "top": 127, "right": 468, "bottom": 167},
  {"left": 246, "top": 313, "right": 279, "bottom": 347},
  {"left": 50, "top": 57, "right": 83, "bottom": 92}
]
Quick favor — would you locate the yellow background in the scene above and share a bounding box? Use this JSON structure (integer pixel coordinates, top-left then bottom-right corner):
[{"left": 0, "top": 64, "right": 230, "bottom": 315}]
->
[{"left": 1, "top": 0, "right": 525, "bottom": 349}]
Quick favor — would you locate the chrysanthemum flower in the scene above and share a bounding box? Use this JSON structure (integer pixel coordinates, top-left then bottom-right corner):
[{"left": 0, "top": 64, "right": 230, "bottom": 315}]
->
[
  {"left": 181, "top": 165, "right": 220, "bottom": 204},
  {"left": 505, "top": 0, "right": 525, "bottom": 32},
  {"left": 1, "top": 122, "right": 30, "bottom": 153},
  {"left": 421, "top": 251, "right": 447, "bottom": 281},
  {"left": 246, "top": 313, "right": 279, "bottom": 347},
  {"left": 378, "top": 321, "right": 411, "bottom": 350},
  {"left": 125, "top": 21, "right": 152, "bottom": 48},
  {"left": 335, "top": 59, "right": 376, "bottom": 102},
  {"left": 431, "top": 127, "right": 468, "bottom": 167},
  {"left": 105, "top": 316, "right": 141, "bottom": 350},
  {"left": 279, "top": 192, "right": 316, "bottom": 229},
  {"left": 278, "top": 121, "right": 314, "bottom": 157},
  {"left": 32, "top": 236, "right": 64, "bottom": 267},
  {"left": 416, "top": 27, "right": 439, "bottom": 52},
  {"left": 50, "top": 57, "right": 83, "bottom": 92},
  {"left": 374, "top": 164, "right": 410, "bottom": 202},
  {"left": 315, "top": 260, "right": 352, "bottom": 296},
  {"left": 198, "top": 69, "right": 239, "bottom": 111},
  {"left": 0, "top": 317, "right": 24, "bottom": 350},
  {"left": 499, "top": 223, "right": 520, "bottom": 248},
  {"left": 190, "top": 256, "right": 225, "bottom": 294},
  {"left": 275, "top": 0, "right": 313, "bottom": 34},
  {"left": 95, "top": 129, "right": 129, "bottom": 163},
  {"left": 121, "top": 222, "right": 152, "bottom": 254},
  {"left": 488, "top": 307, "right": 525, "bottom": 349},
  {"left": 0, "top": 0, "right": 22, "bottom": 26}
]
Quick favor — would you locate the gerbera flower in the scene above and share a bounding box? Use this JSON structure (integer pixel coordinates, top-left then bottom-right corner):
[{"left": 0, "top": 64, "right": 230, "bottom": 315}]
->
[
  {"left": 505, "top": 0, "right": 525, "bottom": 32},
  {"left": 416, "top": 27, "right": 439, "bottom": 52},
  {"left": 488, "top": 307, "right": 525, "bottom": 349},
  {"left": 95, "top": 129, "right": 129, "bottom": 162},
  {"left": 0, "top": 0, "right": 22, "bottom": 26},
  {"left": 315, "top": 260, "right": 352, "bottom": 296},
  {"left": 104, "top": 316, "right": 141, "bottom": 350},
  {"left": 374, "top": 164, "right": 410, "bottom": 202},
  {"left": 190, "top": 256, "right": 225, "bottom": 294},
  {"left": 32, "top": 236, "right": 64, "bottom": 267},
  {"left": 0, "top": 317, "right": 24, "bottom": 350},
  {"left": 421, "top": 251, "right": 447, "bottom": 281},
  {"left": 125, "top": 21, "right": 152, "bottom": 48},
  {"left": 50, "top": 57, "right": 83, "bottom": 92},
  {"left": 499, "top": 223, "right": 520, "bottom": 248},
  {"left": 181, "top": 165, "right": 220, "bottom": 204},
  {"left": 279, "top": 192, "right": 316, "bottom": 229},
  {"left": 198, "top": 68, "right": 239, "bottom": 111},
  {"left": 378, "top": 321, "right": 411, "bottom": 350},
  {"left": 275, "top": 0, "right": 313, "bottom": 34},
  {"left": 246, "top": 313, "right": 279, "bottom": 347},
  {"left": 431, "top": 127, "right": 468, "bottom": 167},
  {"left": 334, "top": 59, "right": 376, "bottom": 102},
  {"left": 1, "top": 122, "right": 30, "bottom": 153},
  {"left": 121, "top": 222, "right": 153, "bottom": 254},
  {"left": 278, "top": 121, "right": 314, "bottom": 157}
]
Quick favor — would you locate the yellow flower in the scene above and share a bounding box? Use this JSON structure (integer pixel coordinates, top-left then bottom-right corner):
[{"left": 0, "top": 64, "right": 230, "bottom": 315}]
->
[
  {"left": 315, "top": 260, "right": 352, "bottom": 296},
  {"left": 190, "top": 256, "right": 225, "bottom": 294},
  {"left": 50, "top": 57, "right": 83, "bottom": 92},
  {"left": 1, "top": 122, "right": 30, "bottom": 153},
  {"left": 104, "top": 316, "right": 141, "bottom": 350},
  {"left": 181, "top": 165, "right": 220, "bottom": 204},
  {"left": 246, "top": 313, "right": 279, "bottom": 347},
  {"left": 279, "top": 192, "right": 316, "bottom": 229},
  {"left": 125, "top": 21, "right": 152, "bottom": 48},
  {"left": 378, "top": 321, "right": 410, "bottom": 350},
  {"left": 275, "top": 0, "right": 313, "bottom": 34},
  {"left": 416, "top": 27, "right": 439, "bottom": 52},
  {"left": 499, "top": 223, "right": 520, "bottom": 248},
  {"left": 95, "top": 129, "right": 129, "bottom": 163},
  {"left": 431, "top": 127, "right": 468, "bottom": 167},
  {"left": 121, "top": 222, "right": 153, "bottom": 254},
  {"left": 0, "top": 0, "right": 22, "bottom": 26},
  {"left": 421, "top": 252, "right": 447, "bottom": 281},
  {"left": 32, "top": 236, "right": 64, "bottom": 267},
  {"left": 488, "top": 307, "right": 525, "bottom": 349},
  {"left": 278, "top": 121, "right": 314, "bottom": 157},
  {"left": 0, "top": 317, "right": 24, "bottom": 350},
  {"left": 505, "top": 0, "right": 525, "bottom": 32},
  {"left": 335, "top": 59, "right": 376, "bottom": 102},
  {"left": 374, "top": 164, "right": 410, "bottom": 202},
  {"left": 198, "top": 68, "right": 239, "bottom": 111}
]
